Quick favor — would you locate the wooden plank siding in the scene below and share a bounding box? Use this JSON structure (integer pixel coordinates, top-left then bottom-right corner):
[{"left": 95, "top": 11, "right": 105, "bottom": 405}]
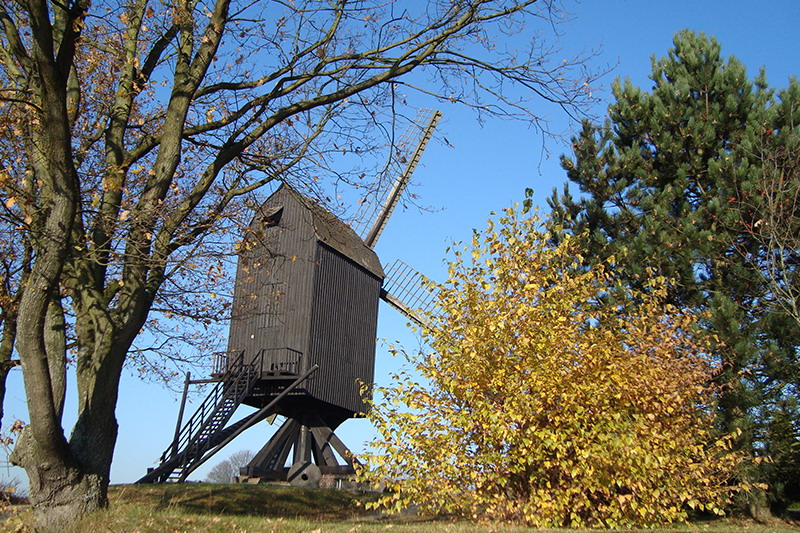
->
[
  {"left": 227, "top": 186, "right": 317, "bottom": 374},
  {"left": 227, "top": 184, "right": 383, "bottom": 419},
  {"left": 306, "top": 243, "right": 380, "bottom": 415}
]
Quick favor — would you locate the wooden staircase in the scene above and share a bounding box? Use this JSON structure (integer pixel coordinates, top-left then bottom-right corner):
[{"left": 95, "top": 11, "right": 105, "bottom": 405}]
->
[{"left": 137, "top": 351, "right": 263, "bottom": 483}]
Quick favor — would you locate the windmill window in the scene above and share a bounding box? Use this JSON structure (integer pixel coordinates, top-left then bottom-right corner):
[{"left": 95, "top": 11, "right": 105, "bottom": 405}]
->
[{"left": 260, "top": 206, "right": 283, "bottom": 227}]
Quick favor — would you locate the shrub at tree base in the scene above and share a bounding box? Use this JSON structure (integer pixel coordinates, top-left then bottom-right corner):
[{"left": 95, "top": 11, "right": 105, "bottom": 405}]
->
[{"left": 358, "top": 206, "right": 744, "bottom": 528}]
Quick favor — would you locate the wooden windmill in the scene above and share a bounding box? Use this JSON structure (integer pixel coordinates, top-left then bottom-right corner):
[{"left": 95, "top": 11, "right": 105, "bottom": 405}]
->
[{"left": 138, "top": 109, "right": 441, "bottom": 485}]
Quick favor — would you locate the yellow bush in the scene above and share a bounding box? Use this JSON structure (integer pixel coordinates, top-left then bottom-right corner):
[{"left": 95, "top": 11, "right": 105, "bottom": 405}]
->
[{"left": 358, "top": 206, "right": 743, "bottom": 528}]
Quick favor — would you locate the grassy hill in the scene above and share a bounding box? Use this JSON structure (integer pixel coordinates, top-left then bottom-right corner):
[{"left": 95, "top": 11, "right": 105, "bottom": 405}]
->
[{"left": 3, "top": 483, "right": 799, "bottom": 532}]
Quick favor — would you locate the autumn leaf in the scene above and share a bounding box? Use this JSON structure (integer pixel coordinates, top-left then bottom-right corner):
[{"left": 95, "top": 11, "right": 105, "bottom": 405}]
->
[{"left": 357, "top": 205, "right": 743, "bottom": 528}]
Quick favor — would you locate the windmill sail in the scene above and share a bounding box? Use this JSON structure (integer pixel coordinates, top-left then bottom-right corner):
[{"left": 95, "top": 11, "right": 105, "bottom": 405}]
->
[
  {"left": 380, "top": 259, "right": 439, "bottom": 328},
  {"left": 350, "top": 109, "right": 441, "bottom": 247}
]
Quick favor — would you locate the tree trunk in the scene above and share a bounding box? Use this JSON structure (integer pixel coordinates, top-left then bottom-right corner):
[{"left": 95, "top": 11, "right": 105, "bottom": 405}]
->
[
  {"left": 12, "top": 333, "right": 127, "bottom": 532},
  {"left": 0, "top": 366, "right": 11, "bottom": 433},
  {"left": 0, "top": 316, "right": 17, "bottom": 431},
  {"left": 747, "top": 483, "right": 777, "bottom": 523},
  {"left": 11, "top": 431, "right": 106, "bottom": 531}
]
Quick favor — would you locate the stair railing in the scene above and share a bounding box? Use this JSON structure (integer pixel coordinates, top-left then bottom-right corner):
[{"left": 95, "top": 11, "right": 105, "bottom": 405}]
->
[{"left": 161, "top": 350, "right": 263, "bottom": 464}]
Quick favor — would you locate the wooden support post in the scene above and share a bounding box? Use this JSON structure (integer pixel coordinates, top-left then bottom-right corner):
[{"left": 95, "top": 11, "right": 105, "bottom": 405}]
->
[
  {"left": 310, "top": 426, "right": 340, "bottom": 467},
  {"left": 295, "top": 423, "right": 311, "bottom": 464},
  {"left": 195, "top": 364, "right": 319, "bottom": 470},
  {"left": 170, "top": 371, "right": 191, "bottom": 459},
  {"left": 244, "top": 418, "right": 299, "bottom": 477}
]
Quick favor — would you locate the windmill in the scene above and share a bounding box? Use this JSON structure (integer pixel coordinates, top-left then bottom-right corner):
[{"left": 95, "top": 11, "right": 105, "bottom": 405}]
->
[{"left": 138, "top": 109, "right": 441, "bottom": 486}]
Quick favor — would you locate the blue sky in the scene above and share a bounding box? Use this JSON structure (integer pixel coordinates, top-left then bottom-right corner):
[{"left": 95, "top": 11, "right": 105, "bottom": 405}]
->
[{"left": 2, "top": 0, "right": 800, "bottom": 486}]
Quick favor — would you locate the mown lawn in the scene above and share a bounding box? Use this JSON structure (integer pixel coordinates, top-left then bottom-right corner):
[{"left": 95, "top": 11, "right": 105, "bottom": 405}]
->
[{"left": 3, "top": 483, "right": 799, "bottom": 532}]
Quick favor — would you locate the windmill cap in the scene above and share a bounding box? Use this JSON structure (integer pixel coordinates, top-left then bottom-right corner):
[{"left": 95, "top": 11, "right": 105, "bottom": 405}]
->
[{"left": 263, "top": 184, "right": 385, "bottom": 279}]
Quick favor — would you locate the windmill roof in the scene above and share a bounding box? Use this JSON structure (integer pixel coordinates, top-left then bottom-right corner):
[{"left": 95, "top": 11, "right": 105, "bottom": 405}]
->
[{"left": 275, "top": 184, "right": 385, "bottom": 279}]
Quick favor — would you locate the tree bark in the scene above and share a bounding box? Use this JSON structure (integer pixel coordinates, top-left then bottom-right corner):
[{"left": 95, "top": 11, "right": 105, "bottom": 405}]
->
[
  {"left": 11, "top": 330, "right": 129, "bottom": 531},
  {"left": 10, "top": 433, "right": 102, "bottom": 530},
  {"left": 0, "top": 314, "right": 17, "bottom": 431}
]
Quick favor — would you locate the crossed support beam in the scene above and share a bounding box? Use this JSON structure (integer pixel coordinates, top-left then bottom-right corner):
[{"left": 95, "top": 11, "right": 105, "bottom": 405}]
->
[{"left": 238, "top": 412, "right": 358, "bottom": 486}]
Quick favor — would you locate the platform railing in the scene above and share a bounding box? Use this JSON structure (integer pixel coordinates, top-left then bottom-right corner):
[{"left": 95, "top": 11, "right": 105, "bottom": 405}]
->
[{"left": 162, "top": 350, "right": 262, "bottom": 464}]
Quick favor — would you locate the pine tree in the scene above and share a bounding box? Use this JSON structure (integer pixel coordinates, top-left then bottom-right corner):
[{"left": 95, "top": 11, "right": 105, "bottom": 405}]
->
[{"left": 548, "top": 30, "right": 800, "bottom": 510}]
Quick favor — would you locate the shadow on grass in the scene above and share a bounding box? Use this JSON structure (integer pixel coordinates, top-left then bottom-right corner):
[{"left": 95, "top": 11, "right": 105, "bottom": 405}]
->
[
  {"left": 110, "top": 483, "right": 380, "bottom": 520},
  {"left": 107, "top": 485, "right": 800, "bottom": 532}
]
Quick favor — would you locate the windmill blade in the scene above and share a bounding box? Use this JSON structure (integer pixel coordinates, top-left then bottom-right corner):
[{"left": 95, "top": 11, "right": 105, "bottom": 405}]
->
[
  {"left": 380, "top": 259, "right": 440, "bottom": 329},
  {"left": 350, "top": 109, "right": 442, "bottom": 247},
  {"left": 365, "top": 109, "right": 441, "bottom": 248}
]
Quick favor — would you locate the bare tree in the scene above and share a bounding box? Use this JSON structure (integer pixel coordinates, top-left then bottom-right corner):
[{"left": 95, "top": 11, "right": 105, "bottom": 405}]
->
[
  {"left": 0, "top": 0, "right": 598, "bottom": 529},
  {"left": 205, "top": 449, "right": 254, "bottom": 484},
  {"left": 745, "top": 133, "right": 800, "bottom": 327}
]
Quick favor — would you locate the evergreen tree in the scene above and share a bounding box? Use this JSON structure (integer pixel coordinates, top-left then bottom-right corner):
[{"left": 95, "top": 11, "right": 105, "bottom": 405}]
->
[{"left": 548, "top": 30, "right": 800, "bottom": 510}]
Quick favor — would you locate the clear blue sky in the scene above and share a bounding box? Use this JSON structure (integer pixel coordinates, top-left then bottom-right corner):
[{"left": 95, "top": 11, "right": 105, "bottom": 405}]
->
[{"left": 2, "top": 1, "right": 799, "bottom": 487}]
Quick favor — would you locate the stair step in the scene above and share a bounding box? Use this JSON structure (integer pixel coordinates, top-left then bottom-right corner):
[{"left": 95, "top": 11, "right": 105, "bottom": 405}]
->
[{"left": 141, "top": 351, "right": 266, "bottom": 483}]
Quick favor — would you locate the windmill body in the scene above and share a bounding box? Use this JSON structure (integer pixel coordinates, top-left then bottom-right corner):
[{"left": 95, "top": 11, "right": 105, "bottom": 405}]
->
[
  {"left": 138, "top": 110, "right": 440, "bottom": 486},
  {"left": 228, "top": 184, "right": 383, "bottom": 425}
]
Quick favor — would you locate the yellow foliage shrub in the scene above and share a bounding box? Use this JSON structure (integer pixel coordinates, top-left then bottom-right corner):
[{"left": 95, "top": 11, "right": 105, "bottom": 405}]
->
[{"left": 358, "top": 206, "right": 743, "bottom": 528}]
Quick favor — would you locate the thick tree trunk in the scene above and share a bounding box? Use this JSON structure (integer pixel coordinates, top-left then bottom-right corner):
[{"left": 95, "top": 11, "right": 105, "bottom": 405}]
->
[
  {"left": 12, "top": 335, "right": 127, "bottom": 532},
  {"left": 10, "top": 2, "right": 92, "bottom": 527},
  {"left": 11, "top": 431, "right": 105, "bottom": 531}
]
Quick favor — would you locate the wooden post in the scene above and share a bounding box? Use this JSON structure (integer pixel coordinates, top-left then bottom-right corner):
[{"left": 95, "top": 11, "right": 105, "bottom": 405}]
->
[{"left": 170, "top": 371, "right": 191, "bottom": 458}]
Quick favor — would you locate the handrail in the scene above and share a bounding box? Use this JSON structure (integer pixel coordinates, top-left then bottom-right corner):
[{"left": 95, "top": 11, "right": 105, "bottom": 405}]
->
[
  {"left": 182, "top": 364, "right": 320, "bottom": 479},
  {"left": 211, "top": 352, "right": 227, "bottom": 376},
  {"left": 162, "top": 350, "right": 262, "bottom": 462}
]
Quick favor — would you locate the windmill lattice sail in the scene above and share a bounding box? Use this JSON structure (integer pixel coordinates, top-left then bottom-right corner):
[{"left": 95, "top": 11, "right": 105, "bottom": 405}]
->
[
  {"left": 350, "top": 108, "right": 442, "bottom": 247},
  {"left": 381, "top": 259, "right": 440, "bottom": 328}
]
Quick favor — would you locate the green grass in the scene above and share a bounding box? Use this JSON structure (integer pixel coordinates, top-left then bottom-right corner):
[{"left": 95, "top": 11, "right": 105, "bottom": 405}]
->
[
  {"left": 4, "top": 483, "right": 799, "bottom": 532},
  {"left": 109, "top": 483, "right": 376, "bottom": 520}
]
